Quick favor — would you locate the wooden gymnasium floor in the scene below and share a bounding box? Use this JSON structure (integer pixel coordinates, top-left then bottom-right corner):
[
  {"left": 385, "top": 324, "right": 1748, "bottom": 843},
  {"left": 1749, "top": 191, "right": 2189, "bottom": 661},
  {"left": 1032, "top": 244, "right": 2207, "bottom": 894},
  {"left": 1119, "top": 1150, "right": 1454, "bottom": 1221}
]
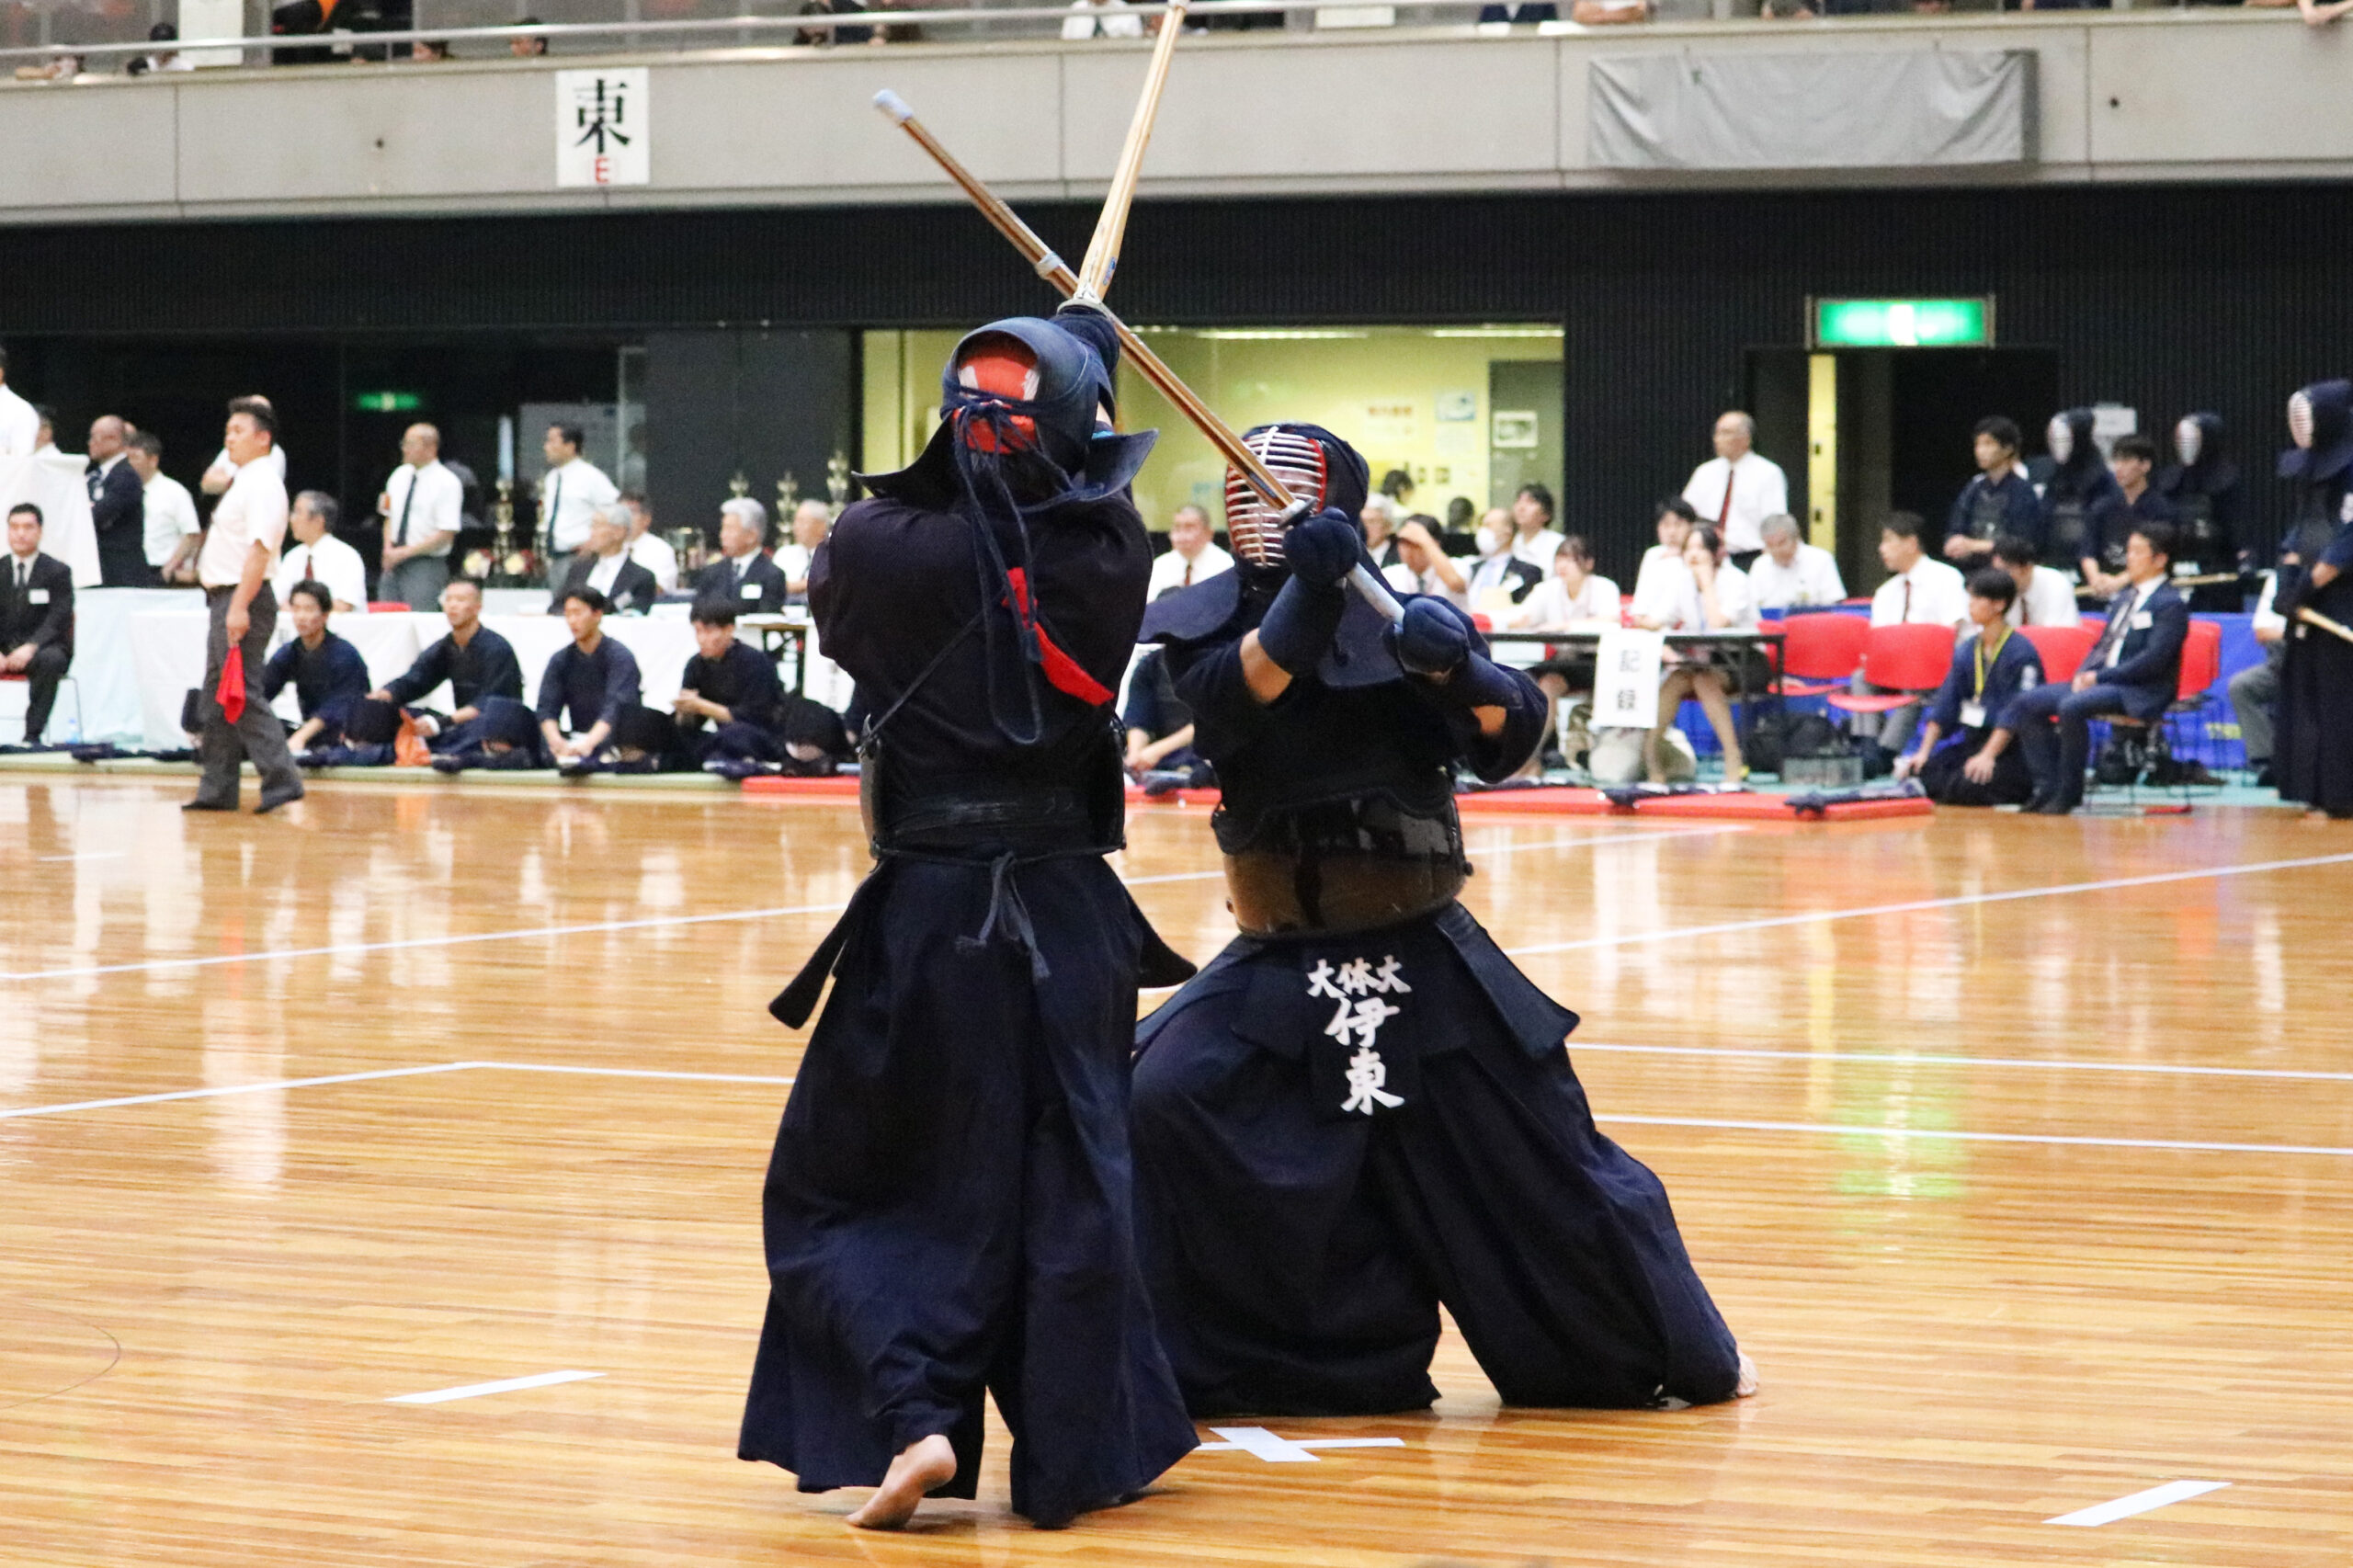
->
[{"left": 2, "top": 776, "right": 2350, "bottom": 1568}]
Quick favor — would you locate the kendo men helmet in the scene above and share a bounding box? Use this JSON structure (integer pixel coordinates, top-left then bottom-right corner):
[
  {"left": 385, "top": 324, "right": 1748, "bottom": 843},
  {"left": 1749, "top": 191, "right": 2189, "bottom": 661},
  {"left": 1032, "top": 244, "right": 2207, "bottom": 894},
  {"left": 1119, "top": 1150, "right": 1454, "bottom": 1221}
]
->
[
  {"left": 1222, "top": 422, "right": 1370, "bottom": 570},
  {"left": 942, "top": 316, "right": 1115, "bottom": 477}
]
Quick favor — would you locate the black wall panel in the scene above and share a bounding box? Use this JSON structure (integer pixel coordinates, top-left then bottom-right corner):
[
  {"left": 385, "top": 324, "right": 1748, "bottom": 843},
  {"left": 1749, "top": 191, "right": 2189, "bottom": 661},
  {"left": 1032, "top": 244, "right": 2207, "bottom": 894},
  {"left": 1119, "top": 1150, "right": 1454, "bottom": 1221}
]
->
[{"left": 6, "top": 180, "right": 2349, "bottom": 571}]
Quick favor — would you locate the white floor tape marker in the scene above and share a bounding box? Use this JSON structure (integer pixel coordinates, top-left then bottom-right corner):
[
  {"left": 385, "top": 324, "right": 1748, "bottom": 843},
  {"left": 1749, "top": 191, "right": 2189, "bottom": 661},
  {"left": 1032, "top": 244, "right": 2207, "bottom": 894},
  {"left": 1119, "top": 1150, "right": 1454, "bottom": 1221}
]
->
[
  {"left": 1194, "top": 1426, "right": 1407, "bottom": 1463},
  {"left": 2047, "top": 1479, "right": 2230, "bottom": 1527},
  {"left": 387, "top": 1369, "right": 604, "bottom": 1404}
]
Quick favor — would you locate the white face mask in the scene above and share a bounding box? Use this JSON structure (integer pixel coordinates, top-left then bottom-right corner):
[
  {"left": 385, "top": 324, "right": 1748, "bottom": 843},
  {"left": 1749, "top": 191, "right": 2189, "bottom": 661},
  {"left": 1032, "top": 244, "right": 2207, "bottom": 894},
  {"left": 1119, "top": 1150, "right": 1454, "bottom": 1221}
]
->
[
  {"left": 2175, "top": 417, "right": 2202, "bottom": 468},
  {"left": 2046, "top": 415, "right": 2074, "bottom": 465},
  {"left": 2290, "top": 392, "right": 2314, "bottom": 451},
  {"left": 1474, "top": 524, "right": 1505, "bottom": 558}
]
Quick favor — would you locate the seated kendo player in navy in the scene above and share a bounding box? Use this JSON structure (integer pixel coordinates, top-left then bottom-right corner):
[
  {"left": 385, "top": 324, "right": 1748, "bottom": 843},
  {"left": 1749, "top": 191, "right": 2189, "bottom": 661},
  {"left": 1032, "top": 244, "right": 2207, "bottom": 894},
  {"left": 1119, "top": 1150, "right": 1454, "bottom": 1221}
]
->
[
  {"left": 1130, "top": 421, "right": 1754, "bottom": 1420},
  {"left": 1890, "top": 567, "right": 2046, "bottom": 807},
  {"left": 358, "top": 575, "right": 524, "bottom": 756},
  {"left": 263, "top": 579, "right": 378, "bottom": 765}
]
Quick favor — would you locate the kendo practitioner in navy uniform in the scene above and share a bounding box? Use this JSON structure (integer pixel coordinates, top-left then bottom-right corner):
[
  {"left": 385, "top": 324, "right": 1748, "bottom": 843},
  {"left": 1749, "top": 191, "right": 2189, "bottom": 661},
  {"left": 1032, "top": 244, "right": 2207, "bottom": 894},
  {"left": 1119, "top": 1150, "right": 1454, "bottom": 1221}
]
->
[
  {"left": 741, "top": 305, "right": 1199, "bottom": 1531},
  {"left": 1130, "top": 423, "right": 1751, "bottom": 1421},
  {"left": 2273, "top": 380, "right": 2353, "bottom": 818},
  {"left": 2039, "top": 407, "right": 2128, "bottom": 591},
  {"left": 1944, "top": 415, "right": 2042, "bottom": 566},
  {"left": 1890, "top": 567, "right": 2045, "bottom": 806},
  {"left": 2155, "top": 413, "right": 2246, "bottom": 611}
]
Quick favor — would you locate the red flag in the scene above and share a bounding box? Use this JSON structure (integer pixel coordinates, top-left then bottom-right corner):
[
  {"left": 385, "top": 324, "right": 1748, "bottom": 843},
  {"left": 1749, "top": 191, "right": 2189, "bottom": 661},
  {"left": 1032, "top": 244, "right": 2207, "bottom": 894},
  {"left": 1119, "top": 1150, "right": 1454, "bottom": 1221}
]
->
[{"left": 218, "top": 645, "right": 246, "bottom": 725}]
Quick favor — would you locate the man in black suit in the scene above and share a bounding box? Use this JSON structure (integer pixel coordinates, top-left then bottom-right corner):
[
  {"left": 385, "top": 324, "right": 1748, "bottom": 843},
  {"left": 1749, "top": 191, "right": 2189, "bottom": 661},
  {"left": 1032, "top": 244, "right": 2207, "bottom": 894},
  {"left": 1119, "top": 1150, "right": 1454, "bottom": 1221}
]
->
[
  {"left": 692, "top": 496, "right": 788, "bottom": 614},
  {"left": 2, "top": 504, "right": 73, "bottom": 744},
  {"left": 546, "top": 505, "right": 660, "bottom": 616},
  {"left": 2008, "top": 520, "right": 2192, "bottom": 815},
  {"left": 86, "top": 415, "right": 148, "bottom": 586}
]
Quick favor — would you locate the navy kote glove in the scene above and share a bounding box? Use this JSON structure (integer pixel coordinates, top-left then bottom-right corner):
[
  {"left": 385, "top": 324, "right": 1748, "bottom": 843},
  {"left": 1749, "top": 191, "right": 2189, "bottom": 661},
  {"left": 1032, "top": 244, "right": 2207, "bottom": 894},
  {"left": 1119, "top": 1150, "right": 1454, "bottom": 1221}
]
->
[
  {"left": 1283, "top": 508, "right": 1362, "bottom": 588},
  {"left": 1393, "top": 597, "right": 1472, "bottom": 676}
]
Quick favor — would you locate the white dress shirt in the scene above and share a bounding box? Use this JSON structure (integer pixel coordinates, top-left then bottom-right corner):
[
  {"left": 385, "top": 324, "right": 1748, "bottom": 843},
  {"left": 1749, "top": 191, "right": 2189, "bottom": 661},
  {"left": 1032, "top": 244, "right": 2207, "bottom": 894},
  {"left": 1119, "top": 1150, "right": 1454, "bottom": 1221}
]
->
[
  {"left": 1680, "top": 452, "right": 1790, "bottom": 557},
  {"left": 199, "top": 460, "right": 290, "bottom": 588},
  {"left": 383, "top": 459, "right": 465, "bottom": 559},
  {"left": 2006, "top": 564, "right": 2082, "bottom": 629},
  {"left": 585, "top": 551, "right": 628, "bottom": 597},
  {"left": 2251, "top": 571, "right": 2284, "bottom": 639},
  {"left": 2102, "top": 574, "right": 2167, "bottom": 668},
  {"left": 142, "top": 472, "right": 200, "bottom": 567},
  {"left": 0, "top": 384, "right": 40, "bottom": 458},
  {"left": 274, "top": 531, "right": 369, "bottom": 612},
  {"left": 1660, "top": 561, "right": 1757, "bottom": 632},
  {"left": 1510, "top": 527, "right": 1566, "bottom": 570},
  {"left": 1630, "top": 544, "right": 1688, "bottom": 628},
  {"left": 628, "top": 530, "right": 679, "bottom": 592},
  {"left": 1063, "top": 0, "right": 1144, "bottom": 37},
  {"left": 1512, "top": 572, "right": 1623, "bottom": 630},
  {"left": 539, "top": 458, "right": 620, "bottom": 553},
  {"left": 1146, "top": 540, "right": 1234, "bottom": 601},
  {"left": 1746, "top": 543, "right": 1847, "bottom": 611},
  {"left": 1870, "top": 556, "right": 1971, "bottom": 630},
  {"left": 209, "top": 444, "right": 289, "bottom": 483}
]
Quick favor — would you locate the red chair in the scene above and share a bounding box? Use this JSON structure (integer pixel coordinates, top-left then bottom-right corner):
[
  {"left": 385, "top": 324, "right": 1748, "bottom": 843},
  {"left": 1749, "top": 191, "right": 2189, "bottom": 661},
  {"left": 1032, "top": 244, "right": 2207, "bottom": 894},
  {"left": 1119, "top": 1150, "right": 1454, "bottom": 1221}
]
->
[
  {"left": 2091, "top": 618, "right": 2227, "bottom": 809},
  {"left": 1777, "top": 611, "right": 1870, "bottom": 698},
  {"left": 1824, "top": 623, "right": 1958, "bottom": 718},
  {"left": 2020, "top": 622, "right": 2099, "bottom": 684}
]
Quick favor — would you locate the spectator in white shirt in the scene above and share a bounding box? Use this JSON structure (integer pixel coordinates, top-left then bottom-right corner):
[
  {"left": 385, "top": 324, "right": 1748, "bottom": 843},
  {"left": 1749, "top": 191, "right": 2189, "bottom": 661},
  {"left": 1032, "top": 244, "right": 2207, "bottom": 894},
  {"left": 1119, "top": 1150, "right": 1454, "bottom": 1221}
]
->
[
  {"left": 129, "top": 432, "right": 201, "bottom": 584},
  {"left": 1392, "top": 515, "right": 1470, "bottom": 607},
  {"left": 1359, "top": 494, "right": 1407, "bottom": 585},
  {"left": 1063, "top": 0, "right": 1144, "bottom": 37},
  {"left": 1145, "top": 504, "right": 1233, "bottom": 601},
  {"left": 1989, "top": 534, "right": 2081, "bottom": 628},
  {"left": 1630, "top": 497, "right": 1699, "bottom": 629},
  {"left": 1851, "top": 511, "right": 1971, "bottom": 769},
  {"left": 376, "top": 423, "right": 463, "bottom": 608},
  {"left": 0, "top": 347, "right": 37, "bottom": 459},
  {"left": 1746, "top": 513, "right": 1846, "bottom": 611},
  {"left": 1511, "top": 536, "right": 1623, "bottom": 760},
  {"left": 199, "top": 394, "right": 287, "bottom": 495},
  {"left": 31, "top": 407, "right": 58, "bottom": 459},
  {"left": 777, "top": 499, "right": 833, "bottom": 598},
  {"left": 1508, "top": 483, "right": 1565, "bottom": 569},
  {"left": 1461, "top": 507, "right": 1543, "bottom": 614},
  {"left": 1651, "top": 525, "right": 1756, "bottom": 783},
  {"left": 2230, "top": 567, "right": 2286, "bottom": 786},
  {"left": 537, "top": 423, "right": 620, "bottom": 570},
  {"left": 620, "top": 492, "right": 680, "bottom": 593},
  {"left": 1681, "top": 410, "right": 1790, "bottom": 565},
  {"left": 273, "top": 492, "right": 368, "bottom": 615}
]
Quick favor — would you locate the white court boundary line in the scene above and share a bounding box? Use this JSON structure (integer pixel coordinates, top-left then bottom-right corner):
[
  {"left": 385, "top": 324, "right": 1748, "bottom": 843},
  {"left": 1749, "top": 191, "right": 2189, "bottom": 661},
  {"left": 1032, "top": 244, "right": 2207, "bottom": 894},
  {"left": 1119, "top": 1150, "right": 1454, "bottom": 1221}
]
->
[
  {"left": 1568, "top": 1042, "right": 2353, "bottom": 1085},
  {"left": 387, "top": 1369, "right": 603, "bottom": 1404},
  {"left": 2047, "top": 1479, "right": 2230, "bottom": 1526},
  {"left": 0, "top": 824, "right": 1739, "bottom": 986},
  {"left": 5, "top": 1060, "right": 2350, "bottom": 1158}
]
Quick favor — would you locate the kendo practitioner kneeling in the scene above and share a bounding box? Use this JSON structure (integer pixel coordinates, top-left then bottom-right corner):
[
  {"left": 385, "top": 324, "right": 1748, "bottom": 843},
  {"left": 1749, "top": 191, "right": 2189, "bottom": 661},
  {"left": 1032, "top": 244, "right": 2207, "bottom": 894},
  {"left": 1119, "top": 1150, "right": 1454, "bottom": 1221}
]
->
[
  {"left": 740, "top": 305, "right": 1199, "bottom": 1530},
  {"left": 1130, "top": 423, "right": 1752, "bottom": 1421}
]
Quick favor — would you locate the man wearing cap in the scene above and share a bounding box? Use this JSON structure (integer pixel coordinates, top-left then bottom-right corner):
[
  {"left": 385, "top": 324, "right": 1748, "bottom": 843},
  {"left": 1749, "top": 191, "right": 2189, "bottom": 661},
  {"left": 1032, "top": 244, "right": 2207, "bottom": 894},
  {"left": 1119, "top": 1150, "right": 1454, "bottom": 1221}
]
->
[{"left": 742, "top": 304, "right": 1196, "bottom": 1533}]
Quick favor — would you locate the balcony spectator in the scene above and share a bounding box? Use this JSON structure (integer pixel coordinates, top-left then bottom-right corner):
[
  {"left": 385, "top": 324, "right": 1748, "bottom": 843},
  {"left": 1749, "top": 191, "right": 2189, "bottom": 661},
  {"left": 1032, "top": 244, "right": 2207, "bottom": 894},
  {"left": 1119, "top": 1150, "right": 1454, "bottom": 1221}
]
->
[
  {"left": 620, "top": 492, "right": 680, "bottom": 593},
  {"left": 0, "top": 348, "right": 36, "bottom": 458},
  {"left": 1, "top": 506, "right": 72, "bottom": 745},
  {"left": 1571, "top": 0, "right": 1649, "bottom": 21},
  {"left": 510, "top": 16, "right": 548, "bottom": 55},
  {"left": 85, "top": 415, "right": 148, "bottom": 587},
  {"left": 696, "top": 497, "right": 788, "bottom": 613},
  {"left": 274, "top": 493, "right": 366, "bottom": 615},
  {"left": 1145, "top": 504, "right": 1232, "bottom": 601},
  {"left": 1630, "top": 497, "right": 1698, "bottom": 631},
  {"left": 1509, "top": 483, "right": 1563, "bottom": 569},
  {"left": 548, "top": 506, "right": 659, "bottom": 615},
  {"left": 1479, "top": 2, "right": 1560, "bottom": 17},
  {"left": 379, "top": 422, "right": 462, "bottom": 609},
  {"left": 1746, "top": 512, "right": 1845, "bottom": 611},
  {"left": 1681, "top": 410, "right": 1788, "bottom": 568},
  {"left": 1945, "top": 416, "right": 2039, "bottom": 566},
  {"left": 1989, "top": 533, "right": 2079, "bottom": 628},
  {"left": 128, "top": 24, "right": 193, "bottom": 74},
  {"left": 129, "top": 433, "right": 201, "bottom": 585},
  {"left": 1890, "top": 569, "right": 2042, "bottom": 806},
  {"left": 409, "top": 38, "right": 451, "bottom": 61},
  {"left": 1063, "top": 0, "right": 1144, "bottom": 37},
  {"left": 779, "top": 500, "right": 832, "bottom": 600}
]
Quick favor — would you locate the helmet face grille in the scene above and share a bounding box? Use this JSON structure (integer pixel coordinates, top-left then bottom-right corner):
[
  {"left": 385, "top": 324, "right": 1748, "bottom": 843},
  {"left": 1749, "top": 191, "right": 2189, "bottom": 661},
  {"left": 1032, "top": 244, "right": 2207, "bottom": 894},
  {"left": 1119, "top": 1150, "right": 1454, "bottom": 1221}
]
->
[
  {"left": 1224, "top": 428, "right": 1327, "bottom": 567},
  {"left": 2290, "top": 391, "right": 2314, "bottom": 450}
]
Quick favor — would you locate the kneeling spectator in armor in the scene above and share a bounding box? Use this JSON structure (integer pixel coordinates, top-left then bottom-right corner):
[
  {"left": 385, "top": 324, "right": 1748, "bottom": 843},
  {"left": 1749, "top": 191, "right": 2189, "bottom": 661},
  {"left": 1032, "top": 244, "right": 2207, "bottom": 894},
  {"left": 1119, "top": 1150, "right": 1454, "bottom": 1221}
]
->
[
  {"left": 366, "top": 577, "right": 524, "bottom": 756},
  {"left": 1891, "top": 568, "right": 2044, "bottom": 806},
  {"left": 534, "top": 587, "right": 667, "bottom": 771},
  {"left": 1123, "top": 645, "right": 1210, "bottom": 793},
  {"left": 670, "top": 598, "right": 788, "bottom": 771},
  {"left": 264, "top": 580, "right": 376, "bottom": 763}
]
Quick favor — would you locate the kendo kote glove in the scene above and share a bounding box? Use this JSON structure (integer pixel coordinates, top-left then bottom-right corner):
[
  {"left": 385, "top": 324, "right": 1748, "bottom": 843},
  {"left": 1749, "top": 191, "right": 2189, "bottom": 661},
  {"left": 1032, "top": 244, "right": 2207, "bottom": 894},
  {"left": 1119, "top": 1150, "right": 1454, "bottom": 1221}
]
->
[
  {"left": 1392, "top": 597, "right": 1523, "bottom": 710},
  {"left": 1256, "top": 507, "right": 1359, "bottom": 676}
]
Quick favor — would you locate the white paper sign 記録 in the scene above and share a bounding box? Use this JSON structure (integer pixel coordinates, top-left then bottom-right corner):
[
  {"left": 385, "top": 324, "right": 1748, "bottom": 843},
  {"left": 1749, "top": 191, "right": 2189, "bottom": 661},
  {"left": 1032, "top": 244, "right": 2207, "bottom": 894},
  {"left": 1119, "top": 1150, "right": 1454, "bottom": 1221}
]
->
[
  {"left": 557, "top": 69, "right": 650, "bottom": 187},
  {"left": 1592, "top": 628, "right": 1665, "bottom": 730}
]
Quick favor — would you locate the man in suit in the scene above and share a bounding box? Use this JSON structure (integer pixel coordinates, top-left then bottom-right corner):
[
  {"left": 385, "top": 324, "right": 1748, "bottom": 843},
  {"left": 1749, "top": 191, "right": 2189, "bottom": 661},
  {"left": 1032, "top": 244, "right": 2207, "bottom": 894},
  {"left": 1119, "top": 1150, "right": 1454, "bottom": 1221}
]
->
[
  {"left": 2007, "top": 521, "right": 2191, "bottom": 816},
  {"left": 546, "top": 505, "right": 659, "bottom": 616},
  {"left": 2, "top": 504, "right": 73, "bottom": 744},
  {"left": 86, "top": 415, "right": 148, "bottom": 586},
  {"left": 692, "top": 497, "right": 788, "bottom": 614}
]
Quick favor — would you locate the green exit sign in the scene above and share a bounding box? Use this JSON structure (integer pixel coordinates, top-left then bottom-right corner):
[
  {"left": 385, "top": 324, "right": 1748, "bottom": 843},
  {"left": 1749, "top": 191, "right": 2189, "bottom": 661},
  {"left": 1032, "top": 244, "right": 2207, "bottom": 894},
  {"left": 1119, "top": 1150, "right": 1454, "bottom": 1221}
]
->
[
  {"left": 352, "top": 391, "right": 424, "bottom": 413},
  {"left": 1811, "top": 298, "right": 1993, "bottom": 348}
]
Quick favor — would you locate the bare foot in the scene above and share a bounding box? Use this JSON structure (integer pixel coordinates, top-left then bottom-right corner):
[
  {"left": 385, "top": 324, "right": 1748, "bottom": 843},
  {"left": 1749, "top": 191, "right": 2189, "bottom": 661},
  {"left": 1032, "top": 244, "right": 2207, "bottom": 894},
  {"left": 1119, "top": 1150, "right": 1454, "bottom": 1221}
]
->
[
  {"left": 1734, "top": 1351, "right": 1759, "bottom": 1398},
  {"left": 844, "top": 1434, "right": 957, "bottom": 1530}
]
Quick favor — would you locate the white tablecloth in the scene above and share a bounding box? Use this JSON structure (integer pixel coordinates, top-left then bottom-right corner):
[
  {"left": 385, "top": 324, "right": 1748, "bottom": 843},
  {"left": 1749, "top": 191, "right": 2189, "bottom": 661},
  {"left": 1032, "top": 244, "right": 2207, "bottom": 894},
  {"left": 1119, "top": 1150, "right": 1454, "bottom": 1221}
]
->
[{"left": 2, "top": 451, "right": 101, "bottom": 587}]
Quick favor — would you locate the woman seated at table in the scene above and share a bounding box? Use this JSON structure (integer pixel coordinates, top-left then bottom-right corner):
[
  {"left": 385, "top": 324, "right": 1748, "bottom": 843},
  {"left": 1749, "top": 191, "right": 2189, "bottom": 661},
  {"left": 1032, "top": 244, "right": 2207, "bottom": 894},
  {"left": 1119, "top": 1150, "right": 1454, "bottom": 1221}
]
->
[
  {"left": 1506, "top": 536, "right": 1621, "bottom": 764},
  {"left": 1647, "top": 524, "right": 1757, "bottom": 785}
]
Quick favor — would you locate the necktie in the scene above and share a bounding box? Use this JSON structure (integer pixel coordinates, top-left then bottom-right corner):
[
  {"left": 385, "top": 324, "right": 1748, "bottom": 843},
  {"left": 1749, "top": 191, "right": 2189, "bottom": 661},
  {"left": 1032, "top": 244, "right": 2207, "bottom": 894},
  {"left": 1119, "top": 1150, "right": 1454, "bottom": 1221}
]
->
[
  {"left": 302, "top": 549, "right": 314, "bottom": 581},
  {"left": 544, "top": 473, "right": 562, "bottom": 555},
  {"left": 394, "top": 470, "right": 416, "bottom": 547},
  {"left": 14, "top": 560, "right": 24, "bottom": 592},
  {"left": 1181, "top": 561, "right": 1193, "bottom": 587},
  {"left": 1902, "top": 578, "right": 1912, "bottom": 622},
  {"left": 1716, "top": 460, "right": 1735, "bottom": 528}
]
